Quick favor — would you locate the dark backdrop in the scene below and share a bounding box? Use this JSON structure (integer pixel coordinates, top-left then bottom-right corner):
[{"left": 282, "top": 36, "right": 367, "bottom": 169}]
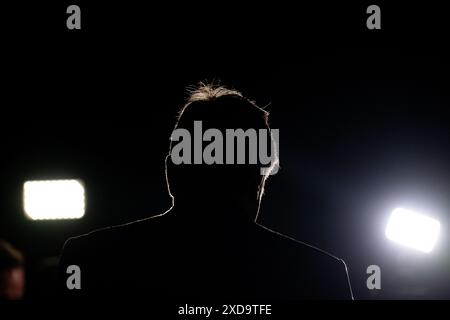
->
[{"left": 1, "top": 1, "right": 450, "bottom": 300}]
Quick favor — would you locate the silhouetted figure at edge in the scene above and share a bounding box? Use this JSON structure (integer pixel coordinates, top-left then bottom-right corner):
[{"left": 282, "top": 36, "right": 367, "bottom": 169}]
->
[{"left": 58, "top": 84, "right": 353, "bottom": 300}]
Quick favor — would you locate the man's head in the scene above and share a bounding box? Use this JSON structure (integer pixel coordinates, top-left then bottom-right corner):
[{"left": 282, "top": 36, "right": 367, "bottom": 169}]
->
[
  {"left": 0, "top": 240, "right": 25, "bottom": 300},
  {"left": 165, "top": 83, "right": 279, "bottom": 222}
]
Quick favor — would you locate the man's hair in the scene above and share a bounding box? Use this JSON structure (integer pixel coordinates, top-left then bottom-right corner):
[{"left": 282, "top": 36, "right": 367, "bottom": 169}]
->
[
  {"left": 0, "top": 240, "right": 24, "bottom": 271},
  {"left": 186, "top": 83, "right": 244, "bottom": 103},
  {"left": 176, "top": 82, "right": 269, "bottom": 125}
]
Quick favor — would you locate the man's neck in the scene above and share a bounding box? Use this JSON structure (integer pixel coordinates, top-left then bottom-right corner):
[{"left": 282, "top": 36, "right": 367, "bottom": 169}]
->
[{"left": 171, "top": 197, "right": 256, "bottom": 226}]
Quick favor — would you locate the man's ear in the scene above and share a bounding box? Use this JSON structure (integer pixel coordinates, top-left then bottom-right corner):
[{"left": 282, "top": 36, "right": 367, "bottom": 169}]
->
[{"left": 164, "top": 153, "right": 175, "bottom": 205}]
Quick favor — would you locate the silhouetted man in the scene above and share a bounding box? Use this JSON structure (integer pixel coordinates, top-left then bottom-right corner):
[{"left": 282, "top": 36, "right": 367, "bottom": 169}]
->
[{"left": 58, "top": 84, "right": 353, "bottom": 300}]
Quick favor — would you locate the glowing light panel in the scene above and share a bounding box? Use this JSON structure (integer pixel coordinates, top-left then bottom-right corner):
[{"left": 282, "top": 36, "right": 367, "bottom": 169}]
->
[
  {"left": 385, "top": 208, "right": 440, "bottom": 253},
  {"left": 23, "top": 180, "right": 85, "bottom": 220}
]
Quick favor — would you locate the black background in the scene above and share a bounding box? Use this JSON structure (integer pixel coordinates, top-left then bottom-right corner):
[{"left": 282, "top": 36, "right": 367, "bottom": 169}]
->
[{"left": 1, "top": 1, "right": 450, "bottom": 301}]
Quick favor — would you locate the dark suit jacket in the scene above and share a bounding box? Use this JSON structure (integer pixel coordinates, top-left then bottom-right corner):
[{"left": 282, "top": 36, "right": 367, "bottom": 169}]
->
[{"left": 58, "top": 212, "right": 353, "bottom": 300}]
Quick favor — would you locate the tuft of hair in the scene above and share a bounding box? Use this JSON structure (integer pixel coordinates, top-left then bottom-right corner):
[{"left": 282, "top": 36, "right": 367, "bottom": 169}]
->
[
  {"left": 186, "top": 82, "right": 243, "bottom": 103},
  {"left": 180, "top": 82, "right": 269, "bottom": 122}
]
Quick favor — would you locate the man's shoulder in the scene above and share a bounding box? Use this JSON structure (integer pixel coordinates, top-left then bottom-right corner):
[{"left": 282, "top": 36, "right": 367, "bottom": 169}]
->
[
  {"left": 61, "top": 213, "right": 170, "bottom": 257},
  {"left": 254, "top": 224, "right": 353, "bottom": 299},
  {"left": 254, "top": 224, "right": 339, "bottom": 260}
]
